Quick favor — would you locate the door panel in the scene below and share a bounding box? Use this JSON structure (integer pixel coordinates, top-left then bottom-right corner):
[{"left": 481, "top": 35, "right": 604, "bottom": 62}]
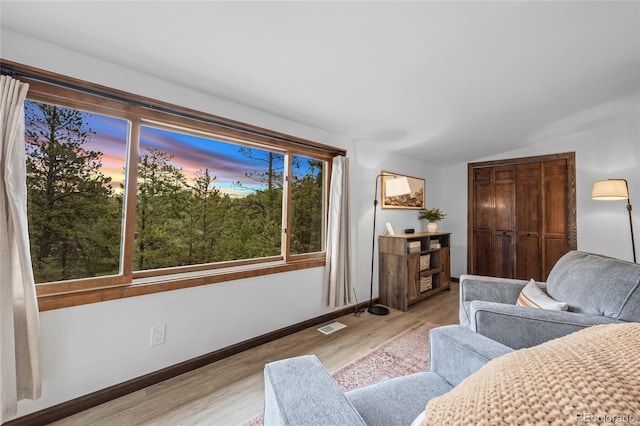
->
[
  {"left": 543, "top": 160, "right": 567, "bottom": 235},
  {"left": 473, "top": 231, "right": 493, "bottom": 276},
  {"left": 516, "top": 235, "right": 541, "bottom": 280},
  {"left": 494, "top": 183, "right": 515, "bottom": 232},
  {"left": 473, "top": 168, "right": 493, "bottom": 231},
  {"left": 440, "top": 247, "right": 450, "bottom": 285},
  {"left": 494, "top": 233, "right": 515, "bottom": 278},
  {"left": 406, "top": 255, "right": 420, "bottom": 303},
  {"left": 516, "top": 163, "right": 541, "bottom": 233},
  {"left": 544, "top": 237, "right": 567, "bottom": 280}
]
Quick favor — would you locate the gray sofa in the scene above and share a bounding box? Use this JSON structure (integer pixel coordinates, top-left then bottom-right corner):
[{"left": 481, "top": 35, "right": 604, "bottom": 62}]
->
[
  {"left": 460, "top": 250, "right": 640, "bottom": 349},
  {"left": 263, "top": 325, "right": 512, "bottom": 426}
]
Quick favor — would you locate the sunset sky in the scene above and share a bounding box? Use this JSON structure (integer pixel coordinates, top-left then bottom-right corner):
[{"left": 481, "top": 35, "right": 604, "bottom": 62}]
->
[
  {"left": 27, "top": 101, "right": 320, "bottom": 197},
  {"left": 26, "top": 102, "right": 320, "bottom": 198},
  {"left": 85, "top": 113, "right": 276, "bottom": 197}
]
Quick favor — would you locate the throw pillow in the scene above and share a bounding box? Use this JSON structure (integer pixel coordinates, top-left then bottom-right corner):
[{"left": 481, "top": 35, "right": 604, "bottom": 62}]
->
[{"left": 516, "top": 279, "right": 568, "bottom": 311}]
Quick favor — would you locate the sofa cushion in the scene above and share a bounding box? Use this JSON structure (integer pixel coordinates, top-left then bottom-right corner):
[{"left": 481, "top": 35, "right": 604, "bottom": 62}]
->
[
  {"left": 346, "top": 372, "right": 452, "bottom": 426},
  {"left": 421, "top": 322, "right": 640, "bottom": 425},
  {"left": 516, "top": 279, "right": 568, "bottom": 311},
  {"left": 546, "top": 251, "right": 640, "bottom": 321}
]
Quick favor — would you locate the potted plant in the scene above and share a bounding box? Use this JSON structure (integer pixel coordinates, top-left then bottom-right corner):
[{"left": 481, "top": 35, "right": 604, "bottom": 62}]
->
[{"left": 418, "top": 207, "right": 446, "bottom": 232}]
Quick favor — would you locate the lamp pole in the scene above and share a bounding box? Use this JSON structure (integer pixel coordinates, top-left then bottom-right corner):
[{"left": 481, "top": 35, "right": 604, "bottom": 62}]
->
[
  {"left": 368, "top": 174, "right": 389, "bottom": 315},
  {"left": 623, "top": 180, "right": 637, "bottom": 263}
]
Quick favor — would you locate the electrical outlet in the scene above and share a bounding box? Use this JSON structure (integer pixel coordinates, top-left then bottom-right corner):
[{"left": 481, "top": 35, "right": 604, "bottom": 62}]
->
[{"left": 150, "top": 324, "right": 166, "bottom": 346}]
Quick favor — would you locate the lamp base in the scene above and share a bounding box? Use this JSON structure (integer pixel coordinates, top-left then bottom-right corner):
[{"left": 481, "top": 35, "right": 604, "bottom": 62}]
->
[{"left": 368, "top": 305, "right": 390, "bottom": 316}]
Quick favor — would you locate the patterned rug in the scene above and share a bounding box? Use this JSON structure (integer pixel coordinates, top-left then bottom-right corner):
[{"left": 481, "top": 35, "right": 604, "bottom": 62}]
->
[{"left": 246, "top": 320, "right": 438, "bottom": 425}]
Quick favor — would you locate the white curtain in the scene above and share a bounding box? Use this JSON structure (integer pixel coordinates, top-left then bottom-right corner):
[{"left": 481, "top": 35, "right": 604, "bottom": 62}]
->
[
  {"left": 0, "top": 75, "right": 41, "bottom": 422},
  {"left": 323, "top": 155, "right": 352, "bottom": 308}
]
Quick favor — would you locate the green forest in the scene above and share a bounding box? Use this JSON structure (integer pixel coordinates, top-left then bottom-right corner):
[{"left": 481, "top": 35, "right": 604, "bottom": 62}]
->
[{"left": 24, "top": 101, "right": 324, "bottom": 284}]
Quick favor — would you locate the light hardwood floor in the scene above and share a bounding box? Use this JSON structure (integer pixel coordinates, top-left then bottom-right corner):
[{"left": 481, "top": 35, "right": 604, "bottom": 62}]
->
[{"left": 51, "top": 283, "right": 460, "bottom": 426}]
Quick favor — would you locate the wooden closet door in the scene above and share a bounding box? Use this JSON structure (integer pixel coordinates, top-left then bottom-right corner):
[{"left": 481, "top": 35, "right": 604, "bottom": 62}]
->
[
  {"left": 516, "top": 163, "right": 542, "bottom": 280},
  {"left": 542, "top": 159, "right": 568, "bottom": 279},
  {"left": 493, "top": 166, "right": 516, "bottom": 278},
  {"left": 472, "top": 168, "right": 494, "bottom": 276},
  {"left": 468, "top": 153, "right": 576, "bottom": 280}
]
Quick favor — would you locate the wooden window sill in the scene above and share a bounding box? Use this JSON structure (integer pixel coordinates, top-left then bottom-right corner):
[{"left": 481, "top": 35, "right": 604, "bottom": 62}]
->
[{"left": 36, "top": 257, "right": 325, "bottom": 311}]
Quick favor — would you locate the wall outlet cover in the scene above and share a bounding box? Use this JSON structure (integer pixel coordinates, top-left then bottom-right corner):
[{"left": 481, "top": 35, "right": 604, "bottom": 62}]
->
[{"left": 150, "top": 324, "right": 166, "bottom": 346}]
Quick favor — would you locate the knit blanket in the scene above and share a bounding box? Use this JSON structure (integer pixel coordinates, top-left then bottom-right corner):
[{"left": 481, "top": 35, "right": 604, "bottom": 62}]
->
[{"left": 423, "top": 323, "right": 640, "bottom": 425}]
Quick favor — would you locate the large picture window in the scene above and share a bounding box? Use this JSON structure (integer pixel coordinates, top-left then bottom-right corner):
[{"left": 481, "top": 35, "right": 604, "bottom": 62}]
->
[{"left": 13, "top": 64, "right": 341, "bottom": 310}]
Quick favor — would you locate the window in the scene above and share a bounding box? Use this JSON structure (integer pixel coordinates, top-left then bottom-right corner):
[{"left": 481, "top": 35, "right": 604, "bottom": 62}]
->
[
  {"left": 290, "top": 155, "right": 325, "bottom": 255},
  {"left": 134, "top": 125, "right": 287, "bottom": 271},
  {"left": 14, "top": 65, "right": 342, "bottom": 310},
  {"left": 25, "top": 100, "right": 127, "bottom": 283}
]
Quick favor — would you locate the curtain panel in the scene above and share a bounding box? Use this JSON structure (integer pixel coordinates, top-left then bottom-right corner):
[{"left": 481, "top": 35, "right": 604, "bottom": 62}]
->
[
  {"left": 323, "top": 155, "right": 352, "bottom": 308},
  {"left": 0, "top": 75, "right": 41, "bottom": 422}
]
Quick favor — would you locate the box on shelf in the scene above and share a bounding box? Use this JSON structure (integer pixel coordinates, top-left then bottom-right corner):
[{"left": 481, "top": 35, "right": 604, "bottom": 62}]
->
[
  {"left": 420, "top": 276, "right": 433, "bottom": 292},
  {"left": 420, "top": 254, "right": 431, "bottom": 270},
  {"left": 429, "top": 239, "right": 441, "bottom": 250},
  {"left": 407, "top": 241, "right": 421, "bottom": 253}
]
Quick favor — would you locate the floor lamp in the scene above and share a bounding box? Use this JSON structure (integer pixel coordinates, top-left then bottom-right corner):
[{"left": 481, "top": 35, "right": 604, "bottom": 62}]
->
[
  {"left": 369, "top": 174, "right": 412, "bottom": 315},
  {"left": 592, "top": 179, "right": 636, "bottom": 263}
]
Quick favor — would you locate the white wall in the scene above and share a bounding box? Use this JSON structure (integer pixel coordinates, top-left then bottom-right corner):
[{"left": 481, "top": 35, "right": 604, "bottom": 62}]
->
[
  {"left": 32, "top": 269, "right": 329, "bottom": 414},
  {"left": 438, "top": 94, "right": 640, "bottom": 277},
  {"left": 2, "top": 29, "right": 441, "bottom": 417}
]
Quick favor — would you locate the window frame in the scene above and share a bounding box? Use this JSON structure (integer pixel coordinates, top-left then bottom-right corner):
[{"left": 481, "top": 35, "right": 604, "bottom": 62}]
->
[{"left": 12, "top": 63, "right": 342, "bottom": 311}]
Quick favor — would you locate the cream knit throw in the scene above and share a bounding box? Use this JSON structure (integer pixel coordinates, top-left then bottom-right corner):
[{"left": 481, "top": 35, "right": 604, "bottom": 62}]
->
[{"left": 423, "top": 323, "right": 640, "bottom": 425}]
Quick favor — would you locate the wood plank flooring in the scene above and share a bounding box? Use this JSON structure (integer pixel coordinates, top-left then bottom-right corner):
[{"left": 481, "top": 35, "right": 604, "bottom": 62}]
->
[{"left": 51, "top": 282, "right": 460, "bottom": 426}]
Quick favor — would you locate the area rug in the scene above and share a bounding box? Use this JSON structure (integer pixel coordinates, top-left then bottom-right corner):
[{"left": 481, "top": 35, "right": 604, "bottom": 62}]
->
[
  {"left": 332, "top": 320, "right": 437, "bottom": 391},
  {"left": 245, "top": 320, "right": 438, "bottom": 425}
]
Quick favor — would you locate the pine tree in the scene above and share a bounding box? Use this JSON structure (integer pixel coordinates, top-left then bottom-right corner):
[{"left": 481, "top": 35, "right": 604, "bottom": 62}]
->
[
  {"left": 186, "top": 168, "right": 220, "bottom": 264},
  {"left": 135, "top": 147, "right": 187, "bottom": 270}
]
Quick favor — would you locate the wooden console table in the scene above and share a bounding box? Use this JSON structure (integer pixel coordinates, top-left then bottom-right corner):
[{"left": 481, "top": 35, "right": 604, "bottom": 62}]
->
[{"left": 378, "top": 232, "right": 451, "bottom": 312}]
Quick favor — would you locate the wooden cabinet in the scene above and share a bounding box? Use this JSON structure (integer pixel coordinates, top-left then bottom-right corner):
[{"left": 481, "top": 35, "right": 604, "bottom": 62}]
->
[
  {"left": 468, "top": 153, "right": 576, "bottom": 281},
  {"left": 379, "top": 232, "right": 451, "bottom": 312}
]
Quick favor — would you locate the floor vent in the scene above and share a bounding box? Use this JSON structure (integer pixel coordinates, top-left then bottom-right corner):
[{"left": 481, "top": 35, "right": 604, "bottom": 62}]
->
[{"left": 317, "top": 321, "right": 346, "bottom": 335}]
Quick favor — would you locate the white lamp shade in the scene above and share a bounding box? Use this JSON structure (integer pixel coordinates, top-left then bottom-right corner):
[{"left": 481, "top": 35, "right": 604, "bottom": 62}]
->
[
  {"left": 384, "top": 176, "right": 412, "bottom": 197},
  {"left": 592, "top": 179, "right": 629, "bottom": 200}
]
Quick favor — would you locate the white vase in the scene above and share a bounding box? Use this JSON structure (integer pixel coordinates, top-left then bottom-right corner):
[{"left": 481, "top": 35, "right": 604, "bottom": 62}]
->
[{"left": 427, "top": 222, "right": 438, "bottom": 232}]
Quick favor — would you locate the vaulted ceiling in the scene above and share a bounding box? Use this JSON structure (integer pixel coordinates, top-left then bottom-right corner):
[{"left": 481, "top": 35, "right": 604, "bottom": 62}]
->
[{"left": 2, "top": 1, "right": 639, "bottom": 165}]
